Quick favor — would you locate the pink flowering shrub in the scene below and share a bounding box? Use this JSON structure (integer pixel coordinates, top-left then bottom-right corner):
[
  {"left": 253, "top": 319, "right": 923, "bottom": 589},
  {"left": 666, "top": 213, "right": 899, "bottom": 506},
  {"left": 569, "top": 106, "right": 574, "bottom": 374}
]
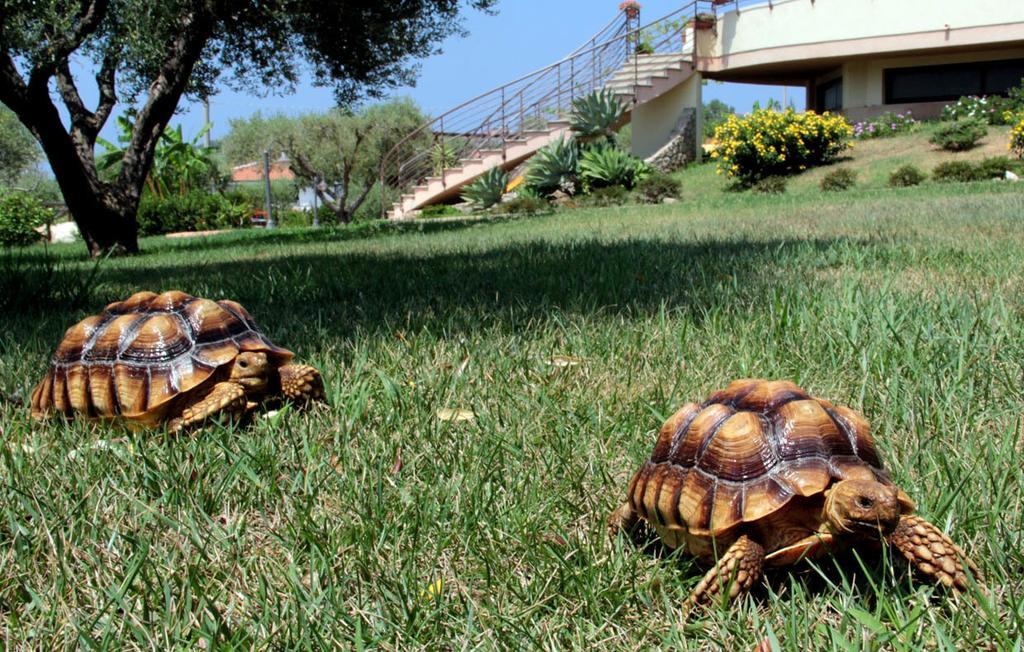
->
[{"left": 852, "top": 111, "right": 918, "bottom": 140}]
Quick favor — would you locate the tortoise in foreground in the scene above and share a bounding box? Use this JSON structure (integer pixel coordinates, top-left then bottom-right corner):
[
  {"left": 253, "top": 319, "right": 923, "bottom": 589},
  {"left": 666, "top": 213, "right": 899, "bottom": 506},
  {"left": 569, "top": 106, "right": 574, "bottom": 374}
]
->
[
  {"left": 31, "top": 290, "right": 324, "bottom": 430},
  {"left": 609, "top": 379, "right": 981, "bottom": 608}
]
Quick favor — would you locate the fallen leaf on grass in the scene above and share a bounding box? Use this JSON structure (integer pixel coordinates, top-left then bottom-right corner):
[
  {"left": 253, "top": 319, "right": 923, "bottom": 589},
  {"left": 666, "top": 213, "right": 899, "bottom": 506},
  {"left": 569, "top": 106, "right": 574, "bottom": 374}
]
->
[
  {"left": 436, "top": 408, "right": 475, "bottom": 422},
  {"left": 420, "top": 578, "right": 444, "bottom": 602},
  {"left": 546, "top": 355, "right": 583, "bottom": 368},
  {"left": 67, "top": 438, "right": 133, "bottom": 462},
  {"left": 391, "top": 448, "right": 403, "bottom": 475}
]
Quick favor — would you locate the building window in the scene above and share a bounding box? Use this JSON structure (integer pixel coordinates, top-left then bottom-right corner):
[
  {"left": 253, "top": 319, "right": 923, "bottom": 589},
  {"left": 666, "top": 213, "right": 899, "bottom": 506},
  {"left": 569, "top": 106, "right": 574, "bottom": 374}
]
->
[
  {"left": 816, "top": 77, "right": 843, "bottom": 112},
  {"left": 884, "top": 59, "right": 1024, "bottom": 104}
]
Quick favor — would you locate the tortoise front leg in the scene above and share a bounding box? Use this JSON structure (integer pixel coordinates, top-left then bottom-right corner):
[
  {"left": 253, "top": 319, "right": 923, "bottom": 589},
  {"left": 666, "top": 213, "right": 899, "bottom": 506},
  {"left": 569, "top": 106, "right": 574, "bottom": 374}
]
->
[
  {"left": 888, "top": 515, "right": 982, "bottom": 592},
  {"left": 278, "top": 364, "right": 325, "bottom": 403},
  {"left": 688, "top": 535, "right": 765, "bottom": 609},
  {"left": 168, "top": 381, "right": 247, "bottom": 431}
]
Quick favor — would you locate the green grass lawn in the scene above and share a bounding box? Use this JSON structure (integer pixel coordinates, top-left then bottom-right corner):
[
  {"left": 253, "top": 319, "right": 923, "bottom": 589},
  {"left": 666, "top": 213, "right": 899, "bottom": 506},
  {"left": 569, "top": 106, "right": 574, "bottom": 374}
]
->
[{"left": 1, "top": 174, "right": 1023, "bottom": 648}]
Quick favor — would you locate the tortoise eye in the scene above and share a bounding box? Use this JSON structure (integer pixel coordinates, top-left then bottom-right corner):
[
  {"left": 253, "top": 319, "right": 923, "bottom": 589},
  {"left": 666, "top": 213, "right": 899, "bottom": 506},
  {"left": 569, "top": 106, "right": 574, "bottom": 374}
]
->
[
  {"left": 239, "top": 360, "right": 248, "bottom": 369},
  {"left": 857, "top": 496, "right": 874, "bottom": 508}
]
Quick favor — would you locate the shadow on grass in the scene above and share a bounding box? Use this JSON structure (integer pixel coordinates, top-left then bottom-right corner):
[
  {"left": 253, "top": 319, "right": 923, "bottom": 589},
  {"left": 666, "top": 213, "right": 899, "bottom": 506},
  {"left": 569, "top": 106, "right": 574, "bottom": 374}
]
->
[{"left": 4, "top": 233, "right": 856, "bottom": 352}]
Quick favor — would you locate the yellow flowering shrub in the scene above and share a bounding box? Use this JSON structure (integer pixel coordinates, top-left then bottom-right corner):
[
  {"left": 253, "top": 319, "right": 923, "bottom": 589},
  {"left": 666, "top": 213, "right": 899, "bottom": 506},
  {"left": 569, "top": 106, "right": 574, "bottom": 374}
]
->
[
  {"left": 1011, "top": 116, "right": 1024, "bottom": 159},
  {"left": 710, "top": 109, "right": 853, "bottom": 183}
]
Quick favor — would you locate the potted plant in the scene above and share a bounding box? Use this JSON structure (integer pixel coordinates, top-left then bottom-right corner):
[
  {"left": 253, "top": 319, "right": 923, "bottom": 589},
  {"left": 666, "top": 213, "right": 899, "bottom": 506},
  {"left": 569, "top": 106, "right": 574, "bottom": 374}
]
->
[
  {"left": 694, "top": 13, "right": 716, "bottom": 30},
  {"left": 619, "top": 1, "right": 641, "bottom": 19}
]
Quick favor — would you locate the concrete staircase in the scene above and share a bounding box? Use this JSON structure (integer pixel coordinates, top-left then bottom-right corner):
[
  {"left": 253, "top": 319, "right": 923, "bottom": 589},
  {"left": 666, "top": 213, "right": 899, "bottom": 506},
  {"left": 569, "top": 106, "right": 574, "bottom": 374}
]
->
[{"left": 383, "top": 6, "right": 706, "bottom": 219}]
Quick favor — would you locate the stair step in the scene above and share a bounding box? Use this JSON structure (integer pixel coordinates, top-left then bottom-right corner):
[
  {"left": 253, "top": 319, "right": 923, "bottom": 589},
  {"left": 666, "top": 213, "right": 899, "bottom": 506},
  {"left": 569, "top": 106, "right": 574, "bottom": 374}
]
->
[
  {"left": 460, "top": 158, "right": 485, "bottom": 166},
  {"left": 548, "top": 120, "right": 572, "bottom": 129}
]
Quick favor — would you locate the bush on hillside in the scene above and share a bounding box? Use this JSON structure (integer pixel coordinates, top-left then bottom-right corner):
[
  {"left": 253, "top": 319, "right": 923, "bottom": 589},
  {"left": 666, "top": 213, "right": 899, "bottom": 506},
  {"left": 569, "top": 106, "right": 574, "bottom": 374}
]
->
[
  {"left": 975, "top": 156, "right": 1019, "bottom": 179},
  {"left": 929, "top": 119, "right": 987, "bottom": 152},
  {"left": 941, "top": 95, "right": 1012, "bottom": 125},
  {"left": 137, "top": 191, "right": 251, "bottom": 236},
  {"left": 578, "top": 185, "right": 632, "bottom": 207},
  {"left": 932, "top": 161, "right": 979, "bottom": 183},
  {"left": 852, "top": 111, "right": 918, "bottom": 139},
  {"left": 711, "top": 109, "right": 852, "bottom": 183},
  {"left": 490, "top": 195, "right": 549, "bottom": 216},
  {"left": 888, "top": 164, "right": 925, "bottom": 188},
  {"left": 0, "top": 189, "right": 52, "bottom": 247},
  {"left": 1012, "top": 117, "right": 1024, "bottom": 159},
  {"left": 820, "top": 168, "right": 857, "bottom": 191},
  {"left": 636, "top": 172, "right": 681, "bottom": 203}
]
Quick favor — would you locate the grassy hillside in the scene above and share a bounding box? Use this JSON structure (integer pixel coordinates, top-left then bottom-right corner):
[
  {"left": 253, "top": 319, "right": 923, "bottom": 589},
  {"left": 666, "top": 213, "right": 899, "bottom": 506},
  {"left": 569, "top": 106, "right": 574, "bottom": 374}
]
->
[
  {"left": 1, "top": 150, "right": 1022, "bottom": 648},
  {"left": 677, "top": 123, "right": 1017, "bottom": 200}
]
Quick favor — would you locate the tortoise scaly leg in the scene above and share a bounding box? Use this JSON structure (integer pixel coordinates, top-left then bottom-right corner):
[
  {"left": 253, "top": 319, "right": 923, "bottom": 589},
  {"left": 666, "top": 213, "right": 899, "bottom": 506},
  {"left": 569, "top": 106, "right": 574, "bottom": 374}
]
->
[
  {"left": 687, "top": 535, "right": 765, "bottom": 609},
  {"left": 168, "top": 382, "right": 247, "bottom": 432},
  {"left": 278, "top": 364, "right": 325, "bottom": 403},
  {"left": 888, "top": 515, "right": 982, "bottom": 592}
]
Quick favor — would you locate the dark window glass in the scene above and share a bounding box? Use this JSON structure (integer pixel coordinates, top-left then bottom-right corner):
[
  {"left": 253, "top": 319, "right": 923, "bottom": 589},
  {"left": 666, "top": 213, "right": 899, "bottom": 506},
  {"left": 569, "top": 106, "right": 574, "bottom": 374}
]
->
[
  {"left": 817, "top": 77, "right": 843, "bottom": 112},
  {"left": 885, "top": 59, "right": 1024, "bottom": 104}
]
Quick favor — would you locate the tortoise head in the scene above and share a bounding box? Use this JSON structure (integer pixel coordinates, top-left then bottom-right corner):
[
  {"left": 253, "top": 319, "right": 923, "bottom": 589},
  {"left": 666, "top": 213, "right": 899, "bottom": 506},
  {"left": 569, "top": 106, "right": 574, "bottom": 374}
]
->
[
  {"left": 824, "top": 479, "right": 915, "bottom": 539},
  {"left": 228, "top": 351, "right": 273, "bottom": 396}
]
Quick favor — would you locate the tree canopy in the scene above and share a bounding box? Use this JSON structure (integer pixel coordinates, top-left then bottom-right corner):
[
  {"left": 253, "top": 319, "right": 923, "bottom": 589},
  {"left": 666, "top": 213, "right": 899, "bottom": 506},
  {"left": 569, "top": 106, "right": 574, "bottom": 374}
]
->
[
  {"left": 0, "top": 0, "right": 496, "bottom": 254},
  {"left": 223, "top": 99, "right": 430, "bottom": 223},
  {"left": 0, "top": 106, "right": 39, "bottom": 185}
]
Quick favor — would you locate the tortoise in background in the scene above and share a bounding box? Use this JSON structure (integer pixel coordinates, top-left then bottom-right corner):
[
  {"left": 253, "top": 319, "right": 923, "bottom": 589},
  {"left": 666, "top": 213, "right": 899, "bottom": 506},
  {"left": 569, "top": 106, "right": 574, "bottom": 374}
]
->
[
  {"left": 31, "top": 290, "right": 325, "bottom": 430},
  {"left": 609, "top": 379, "right": 981, "bottom": 607}
]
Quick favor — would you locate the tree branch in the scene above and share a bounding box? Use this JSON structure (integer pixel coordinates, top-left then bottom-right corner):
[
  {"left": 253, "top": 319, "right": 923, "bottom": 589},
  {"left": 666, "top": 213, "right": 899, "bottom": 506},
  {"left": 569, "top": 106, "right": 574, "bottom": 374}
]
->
[{"left": 119, "top": 8, "right": 214, "bottom": 194}]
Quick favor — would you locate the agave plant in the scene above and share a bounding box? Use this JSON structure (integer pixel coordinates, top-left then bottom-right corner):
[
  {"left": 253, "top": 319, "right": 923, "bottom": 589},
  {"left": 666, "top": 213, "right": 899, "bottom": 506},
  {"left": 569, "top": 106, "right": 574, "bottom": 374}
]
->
[
  {"left": 580, "top": 145, "right": 650, "bottom": 190},
  {"left": 461, "top": 167, "right": 508, "bottom": 208},
  {"left": 570, "top": 90, "right": 627, "bottom": 144},
  {"left": 525, "top": 137, "right": 580, "bottom": 196}
]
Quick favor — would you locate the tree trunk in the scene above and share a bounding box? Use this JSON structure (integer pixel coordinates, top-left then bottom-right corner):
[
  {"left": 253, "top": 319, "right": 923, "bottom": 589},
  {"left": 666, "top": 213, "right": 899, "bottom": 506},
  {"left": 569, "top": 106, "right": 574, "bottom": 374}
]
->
[{"left": 33, "top": 108, "right": 141, "bottom": 256}]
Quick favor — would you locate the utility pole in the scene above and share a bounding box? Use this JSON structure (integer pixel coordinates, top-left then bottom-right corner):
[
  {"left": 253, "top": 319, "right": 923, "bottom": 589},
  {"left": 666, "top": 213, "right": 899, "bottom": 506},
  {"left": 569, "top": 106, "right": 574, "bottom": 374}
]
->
[
  {"left": 203, "top": 99, "right": 212, "bottom": 148},
  {"left": 262, "top": 150, "right": 275, "bottom": 229}
]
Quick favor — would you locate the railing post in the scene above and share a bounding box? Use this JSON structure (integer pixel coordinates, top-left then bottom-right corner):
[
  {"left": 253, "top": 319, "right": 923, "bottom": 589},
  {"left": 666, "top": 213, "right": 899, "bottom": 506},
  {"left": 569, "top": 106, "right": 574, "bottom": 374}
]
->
[
  {"left": 519, "top": 90, "right": 524, "bottom": 135},
  {"left": 570, "top": 57, "right": 576, "bottom": 106},
  {"left": 501, "top": 87, "right": 507, "bottom": 161},
  {"left": 440, "top": 115, "right": 446, "bottom": 189}
]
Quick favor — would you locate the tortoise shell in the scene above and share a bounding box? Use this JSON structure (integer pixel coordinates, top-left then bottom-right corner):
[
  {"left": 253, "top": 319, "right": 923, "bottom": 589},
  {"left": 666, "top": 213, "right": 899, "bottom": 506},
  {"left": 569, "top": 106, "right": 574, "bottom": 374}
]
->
[
  {"left": 627, "top": 379, "right": 890, "bottom": 540},
  {"left": 30, "top": 290, "right": 292, "bottom": 420}
]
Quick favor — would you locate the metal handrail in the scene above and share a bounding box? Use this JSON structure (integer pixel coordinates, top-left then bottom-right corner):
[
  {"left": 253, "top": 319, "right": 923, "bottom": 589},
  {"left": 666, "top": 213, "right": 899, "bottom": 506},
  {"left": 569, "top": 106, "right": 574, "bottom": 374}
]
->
[{"left": 380, "top": 1, "right": 718, "bottom": 218}]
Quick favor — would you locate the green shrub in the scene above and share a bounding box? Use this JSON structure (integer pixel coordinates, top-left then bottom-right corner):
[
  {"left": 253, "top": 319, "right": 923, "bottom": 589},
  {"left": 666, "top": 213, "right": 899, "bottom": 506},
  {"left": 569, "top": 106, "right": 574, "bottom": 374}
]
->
[
  {"left": 636, "top": 172, "right": 681, "bottom": 203},
  {"left": 711, "top": 109, "right": 852, "bottom": 183},
  {"left": 579, "top": 185, "right": 632, "bottom": 207},
  {"left": 852, "top": 111, "right": 919, "bottom": 139},
  {"left": 490, "top": 195, "right": 549, "bottom": 216},
  {"left": 461, "top": 167, "right": 508, "bottom": 209},
  {"left": 888, "top": 164, "right": 925, "bottom": 188},
  {"left": 932, "top": 161, "right": 980, "bottom": 183},
  {"left": 420, "top": 204, "right": 464, "bottom": 218},
  {"left": 975, "top": 156, "right": 1019, "bottom": 180},
  {"left": 820, "top": 168, "right": 857, "bottom": 191},
  {"left": 570, "top": 90, "right": 627, "bottom": 144},
  {"left": 579, "top": 146, "right": 649, "bottom": 190},
  {"left": 753, "top": 176, "right": 787, "bottom": 194},
  {"left": 929, "top": 119, "right": 987, "bottom": 152},
  {"left": 0, "top": 190, "right": 52, "bottom": 246},
  {"left": 525, "top": 137, "right": 580, "bottom": 196},
  {"left": 941, "top": 95, "right": 1012, "bottom": 125},
  {"left": 137, "top": 191, "right": 251, "bottom": 236},
  {"left": 277, "top": 209, "right": 314, "bottom": 227}
]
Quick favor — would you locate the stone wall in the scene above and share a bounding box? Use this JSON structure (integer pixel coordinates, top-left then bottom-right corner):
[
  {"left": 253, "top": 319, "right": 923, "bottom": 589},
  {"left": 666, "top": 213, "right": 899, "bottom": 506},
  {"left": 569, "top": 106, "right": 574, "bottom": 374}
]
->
[{"left": 644, "top": 108, "right": 697, "bottom": 173}]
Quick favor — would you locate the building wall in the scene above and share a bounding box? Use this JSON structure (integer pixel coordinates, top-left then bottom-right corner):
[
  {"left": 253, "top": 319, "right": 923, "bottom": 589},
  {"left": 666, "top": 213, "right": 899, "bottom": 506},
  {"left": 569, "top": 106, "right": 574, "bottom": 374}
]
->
[
  {"left": 631, "top": 74, "right": 703, "bottom": 161},
  {"left": 706, "top": 0, "right": 1024, "bottom": 66}
]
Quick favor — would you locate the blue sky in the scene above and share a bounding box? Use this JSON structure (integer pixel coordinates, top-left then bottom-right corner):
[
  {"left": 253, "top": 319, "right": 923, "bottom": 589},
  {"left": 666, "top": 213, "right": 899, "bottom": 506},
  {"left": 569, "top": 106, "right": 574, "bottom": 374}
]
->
[{"left": 81, "top": 0, "right": 804, "bottom": 143}]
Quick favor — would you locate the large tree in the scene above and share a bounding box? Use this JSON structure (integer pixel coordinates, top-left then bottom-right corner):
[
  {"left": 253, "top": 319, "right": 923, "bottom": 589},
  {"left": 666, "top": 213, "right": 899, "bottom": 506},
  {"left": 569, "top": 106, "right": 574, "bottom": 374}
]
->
[
  {"left": 0, "top": 0, "right": 496, "bottom": 256},
  {"left": 223, "top": 100, "right": 429, "bottom": 223}
]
